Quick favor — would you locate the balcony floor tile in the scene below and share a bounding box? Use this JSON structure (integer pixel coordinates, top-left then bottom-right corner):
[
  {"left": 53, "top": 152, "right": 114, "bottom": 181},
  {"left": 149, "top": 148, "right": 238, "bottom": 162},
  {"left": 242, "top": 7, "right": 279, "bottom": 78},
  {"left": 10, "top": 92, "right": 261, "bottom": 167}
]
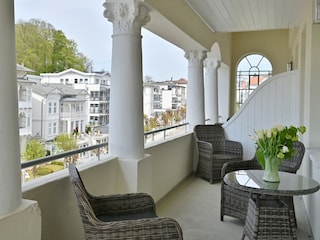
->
[{"left": 157, "top": 175, "right": 313, "bottom": 240}]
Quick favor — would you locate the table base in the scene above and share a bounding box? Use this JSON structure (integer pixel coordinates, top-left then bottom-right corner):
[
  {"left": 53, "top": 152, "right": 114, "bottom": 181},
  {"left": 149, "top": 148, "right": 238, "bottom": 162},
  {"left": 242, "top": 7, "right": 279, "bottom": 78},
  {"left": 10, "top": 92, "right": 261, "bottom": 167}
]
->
[{"left": 241, "top": 197, "right": 296, "bottom": 240}]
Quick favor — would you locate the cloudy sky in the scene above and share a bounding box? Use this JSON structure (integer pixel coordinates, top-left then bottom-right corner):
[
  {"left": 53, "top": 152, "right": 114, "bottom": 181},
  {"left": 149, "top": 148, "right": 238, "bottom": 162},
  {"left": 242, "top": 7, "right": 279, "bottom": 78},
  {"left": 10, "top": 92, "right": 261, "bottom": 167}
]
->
[{"left": 14, "top": 0, "right": 187, "bottom": 81}]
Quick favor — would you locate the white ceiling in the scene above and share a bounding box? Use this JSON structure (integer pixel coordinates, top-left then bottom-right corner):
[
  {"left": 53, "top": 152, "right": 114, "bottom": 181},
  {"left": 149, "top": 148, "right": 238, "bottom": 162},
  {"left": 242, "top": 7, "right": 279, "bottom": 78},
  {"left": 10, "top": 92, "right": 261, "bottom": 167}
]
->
[{"left": 185, "top": 0, "right": 307, "bottom": 32}]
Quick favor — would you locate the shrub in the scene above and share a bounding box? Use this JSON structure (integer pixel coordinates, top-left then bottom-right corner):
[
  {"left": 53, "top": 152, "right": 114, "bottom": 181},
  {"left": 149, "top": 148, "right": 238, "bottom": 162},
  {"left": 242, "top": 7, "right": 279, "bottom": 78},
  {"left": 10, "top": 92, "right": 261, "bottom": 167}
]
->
[
  {"left": 36, "top": 167, "right": 53, "bottom": 176},
  {"left": 51, "top": 161, "right": 64, "bottom": 166}
]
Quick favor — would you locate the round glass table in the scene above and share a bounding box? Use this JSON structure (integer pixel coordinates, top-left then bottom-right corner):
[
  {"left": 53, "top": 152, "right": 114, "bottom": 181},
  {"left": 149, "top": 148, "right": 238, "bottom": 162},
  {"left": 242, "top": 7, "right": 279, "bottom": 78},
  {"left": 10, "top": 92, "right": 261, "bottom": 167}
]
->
[
  {"left": 224, "top": 170, "right": 320, "bottom": 196},
  {"left": 224, "top": 170, "right": 320, "bottom": 239}
]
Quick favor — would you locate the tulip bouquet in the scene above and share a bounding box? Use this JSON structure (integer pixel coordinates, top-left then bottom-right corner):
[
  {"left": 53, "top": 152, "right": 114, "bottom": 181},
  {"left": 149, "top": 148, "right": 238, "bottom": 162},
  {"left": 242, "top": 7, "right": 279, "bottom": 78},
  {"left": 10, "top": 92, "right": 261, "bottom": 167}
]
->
[{"left": 253, "top": 125, "right": 306, "bottom": 169}]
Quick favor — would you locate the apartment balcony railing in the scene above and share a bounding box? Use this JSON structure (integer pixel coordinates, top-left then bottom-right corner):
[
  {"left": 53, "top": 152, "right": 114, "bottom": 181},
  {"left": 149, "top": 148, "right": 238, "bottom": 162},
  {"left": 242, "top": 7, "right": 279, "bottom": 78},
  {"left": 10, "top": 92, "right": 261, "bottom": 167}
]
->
[
  {"left": 21, "top": 123, "right": 189, "bottom": 182},
  {"left": 144, "top": 122, "right": 188, "bottom": 143}
]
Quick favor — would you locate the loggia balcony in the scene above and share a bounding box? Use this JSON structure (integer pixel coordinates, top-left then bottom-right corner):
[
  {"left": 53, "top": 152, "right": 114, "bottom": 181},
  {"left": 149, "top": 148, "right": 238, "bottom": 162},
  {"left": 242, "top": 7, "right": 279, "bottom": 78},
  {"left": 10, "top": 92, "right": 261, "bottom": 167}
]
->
[{"left": 20, "top": 128, "right": 316, "bottom": 240}]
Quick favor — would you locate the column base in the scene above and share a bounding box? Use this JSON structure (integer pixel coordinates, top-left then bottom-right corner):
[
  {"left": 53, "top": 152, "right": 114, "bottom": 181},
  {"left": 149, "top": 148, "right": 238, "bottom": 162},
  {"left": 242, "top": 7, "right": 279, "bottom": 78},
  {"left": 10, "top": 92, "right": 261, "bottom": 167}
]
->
[
  {"left": 117, "top": 154, "right": 152, "bottom": 194},
  {"left": 0, "top": 199, "right": 41, "bottom": 240}
]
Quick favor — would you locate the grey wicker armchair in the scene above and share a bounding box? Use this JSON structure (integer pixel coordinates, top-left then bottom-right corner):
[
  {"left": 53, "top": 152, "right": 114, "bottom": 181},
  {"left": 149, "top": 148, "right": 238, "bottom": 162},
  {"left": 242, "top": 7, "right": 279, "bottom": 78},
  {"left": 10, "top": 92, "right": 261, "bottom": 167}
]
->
[
  {"left": 69, "top": 164, "right": 183, "bottom": 240},
  {"left": 220, "top": 141, "right": 305, "bottom": 224},
  {"left": 193, "top": 124, "right": 243, "bottom": 183}
]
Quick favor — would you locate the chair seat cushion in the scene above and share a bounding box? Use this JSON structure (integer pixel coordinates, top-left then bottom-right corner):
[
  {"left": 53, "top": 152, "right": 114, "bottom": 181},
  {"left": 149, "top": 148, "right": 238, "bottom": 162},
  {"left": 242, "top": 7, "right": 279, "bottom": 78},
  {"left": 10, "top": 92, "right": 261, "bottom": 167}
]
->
[{"left": 97, "top": 211, "right": 157, "bottom": 222}]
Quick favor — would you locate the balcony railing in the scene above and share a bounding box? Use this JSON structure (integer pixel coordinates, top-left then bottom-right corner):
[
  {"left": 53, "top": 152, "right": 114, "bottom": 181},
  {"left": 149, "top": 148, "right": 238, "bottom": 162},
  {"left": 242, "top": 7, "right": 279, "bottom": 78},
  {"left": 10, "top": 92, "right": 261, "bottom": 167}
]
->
[
  {"left": 144, "top": 122, "right": 188, "bottom": 143},
  {"left": 21, "top": 123, "right": 188, "bottom": 181}
]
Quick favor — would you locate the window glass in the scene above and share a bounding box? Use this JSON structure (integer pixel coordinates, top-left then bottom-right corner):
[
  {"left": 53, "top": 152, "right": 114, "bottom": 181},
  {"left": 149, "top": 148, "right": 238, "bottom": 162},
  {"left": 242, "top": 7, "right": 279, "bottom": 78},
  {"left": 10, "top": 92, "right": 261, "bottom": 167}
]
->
[{"left": 236, "top": 54, "right": 272, "bottom": 110}]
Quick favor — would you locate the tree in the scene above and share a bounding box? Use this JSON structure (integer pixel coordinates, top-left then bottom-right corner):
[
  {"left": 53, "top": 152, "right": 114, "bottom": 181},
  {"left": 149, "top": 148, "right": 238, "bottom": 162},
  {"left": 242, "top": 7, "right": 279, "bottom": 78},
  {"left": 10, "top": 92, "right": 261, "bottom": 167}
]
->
[
  {"left": 144, "top": 75, "right": 154, "bottom": 83},
  {"left": 22, "top": 139, "right": 47, "bottom": 178},
  {"left": 162, "top": 110, "right": 174, "bottom": 126},
  {"left": 54, "top": 133, "right": 78, "bottom": 166},
  {"left": 15, "top": 19, "right": 91, "bottom": 74}
]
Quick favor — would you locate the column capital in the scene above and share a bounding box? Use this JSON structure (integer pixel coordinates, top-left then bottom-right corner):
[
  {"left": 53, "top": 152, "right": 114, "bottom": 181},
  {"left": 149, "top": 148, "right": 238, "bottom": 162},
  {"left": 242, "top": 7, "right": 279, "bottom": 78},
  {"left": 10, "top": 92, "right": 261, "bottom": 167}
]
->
[
  {"left": 204, "top": 58, "right": 221, "bottom": 71},
  {"left": 103, "top": 0, "right": 151, "bottom": 35},
  {"left": 184, "top": 50, "right": 207, "bottom": 67}
]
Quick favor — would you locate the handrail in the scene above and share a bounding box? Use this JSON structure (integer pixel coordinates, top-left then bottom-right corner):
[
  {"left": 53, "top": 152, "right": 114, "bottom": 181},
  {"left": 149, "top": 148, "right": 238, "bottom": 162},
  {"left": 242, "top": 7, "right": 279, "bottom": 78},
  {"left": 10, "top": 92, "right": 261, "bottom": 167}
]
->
[
  {"left": 21, "top": 122, "right": 189, "bottom": 170},
  {"left": 144, "top": 122, "right": 188, "bottom": 142},
  {"left": 144, "top": 122, "right": 188, "bottom": 136},
  {"left": 21, "top": 142, "right": 108, "bottom": 169}
]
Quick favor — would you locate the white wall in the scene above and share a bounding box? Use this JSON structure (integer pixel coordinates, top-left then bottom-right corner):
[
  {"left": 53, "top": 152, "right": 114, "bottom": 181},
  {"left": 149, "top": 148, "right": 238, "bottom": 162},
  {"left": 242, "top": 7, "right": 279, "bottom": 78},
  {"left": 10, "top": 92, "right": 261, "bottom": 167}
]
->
[
  {"left": 0, "top": 200, "right": 41, "bottom": 240},
  {"left": 224, "top": 70, "right": 301, "bottom": 159},
  {"left": 218, "top": 62, "right": 230, "bottom": 122},
  {"left": 145, "top": 133, "right": 194, "bottom": 202}
]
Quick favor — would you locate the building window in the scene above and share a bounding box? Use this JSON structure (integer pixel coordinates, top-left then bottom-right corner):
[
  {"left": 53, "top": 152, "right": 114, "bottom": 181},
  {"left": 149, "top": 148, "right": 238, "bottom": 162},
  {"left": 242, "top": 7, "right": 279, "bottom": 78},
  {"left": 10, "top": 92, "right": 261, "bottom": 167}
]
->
[
  {"left": 48, "top": 123, "right": 52, "bottom": 135},
  {"left": 60, "top": 120, "right": 68, "bottom": 133},
  {"left": 48, "top": 102, "right": 52, "bottom": 114},
  {"left": 80, "top": 120, "right": 84, "bottom": 132},
  {"left": 236, "top": 54, "right": 272, "bottom": 110},
  {"left": 19, "top": 112, "right": 26, "bottom": 128},
  {"left": 19, "top": 86, "right": 27, "bottom": 101},
  {"left": 53, "top": 122, "right": 57, "bottom": 134},
  {"left": 48, "top": 102, "right": 57, "bottom": 114},
  {"left": 53, "top": 102, "right": 57, "bottom": 113}
]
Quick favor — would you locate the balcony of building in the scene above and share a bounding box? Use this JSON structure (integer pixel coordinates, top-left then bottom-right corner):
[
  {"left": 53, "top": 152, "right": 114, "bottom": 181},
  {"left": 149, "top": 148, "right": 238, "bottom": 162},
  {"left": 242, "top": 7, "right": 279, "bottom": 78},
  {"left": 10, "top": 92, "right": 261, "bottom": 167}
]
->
[
  {"left": 18, "top": 124, "right": 318, "bottom": 240},
  {"left": 1, "top": 1, "right": 320, "bottom": 240}
]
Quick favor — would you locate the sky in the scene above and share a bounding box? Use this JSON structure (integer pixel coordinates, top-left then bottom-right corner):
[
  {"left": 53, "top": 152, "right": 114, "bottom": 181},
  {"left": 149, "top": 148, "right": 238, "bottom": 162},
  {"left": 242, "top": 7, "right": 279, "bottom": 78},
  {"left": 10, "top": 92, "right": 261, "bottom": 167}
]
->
[{"left": 14, "top": 0, "right": 188, "bottom": 81}]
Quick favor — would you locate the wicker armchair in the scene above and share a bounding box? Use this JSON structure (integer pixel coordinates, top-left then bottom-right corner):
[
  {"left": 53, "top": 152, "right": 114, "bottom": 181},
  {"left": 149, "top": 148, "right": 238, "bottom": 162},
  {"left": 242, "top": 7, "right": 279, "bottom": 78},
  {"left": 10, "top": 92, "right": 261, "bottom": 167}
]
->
[
  {"left": 220, "top": 141, "right": 305, "bottom": 224},
  {"left": 193, "top": 124, "right": 243, "bottom": 183},
  {"left": 69, "top": 164, "right": 183, "bottom": 240}
]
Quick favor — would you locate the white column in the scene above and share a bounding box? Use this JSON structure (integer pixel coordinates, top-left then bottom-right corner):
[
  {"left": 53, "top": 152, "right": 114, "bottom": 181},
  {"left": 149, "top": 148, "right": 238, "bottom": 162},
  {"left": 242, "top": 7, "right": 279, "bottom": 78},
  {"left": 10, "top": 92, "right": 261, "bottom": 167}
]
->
[
  {"left": 104, "top": 0, "right": 150, "bottom": 159},
  {"left": 0, "top": 0, "right": 22, "bottom": 216},
  {"left": 204, "top": 58, "right": 220, "bottom": 124},
  {"left": 185, "top": 50, "right": 207, "bottom": 130}
]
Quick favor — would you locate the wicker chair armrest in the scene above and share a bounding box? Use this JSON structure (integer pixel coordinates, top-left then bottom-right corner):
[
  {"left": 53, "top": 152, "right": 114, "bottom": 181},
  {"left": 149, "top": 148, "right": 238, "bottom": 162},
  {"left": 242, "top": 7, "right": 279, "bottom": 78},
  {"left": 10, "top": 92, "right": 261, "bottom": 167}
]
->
[
  {"left": 88, "top": 217, "right": 183, "bottom": 239},
  {"left": 196, "top": 141, "right": 214, "bottom": 162},
  {"left": 221, "top": 158, "right": 261, "bottom": 178},
  {"left": 225, "top": 140, "right": 243, "bottom": 156},
  {"left": 196, "top": 140, "right": 213, "bottom": 152},
  {"left": 88, "top": 193, "right": 156, "bottom": 216}
]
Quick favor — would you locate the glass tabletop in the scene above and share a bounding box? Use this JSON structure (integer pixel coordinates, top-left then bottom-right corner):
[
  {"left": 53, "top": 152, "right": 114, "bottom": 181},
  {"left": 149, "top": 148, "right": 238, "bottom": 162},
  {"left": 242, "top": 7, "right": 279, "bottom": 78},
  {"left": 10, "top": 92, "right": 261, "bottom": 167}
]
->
[{"left": 224, "top": 170, "right": 320, "bottom": 196}]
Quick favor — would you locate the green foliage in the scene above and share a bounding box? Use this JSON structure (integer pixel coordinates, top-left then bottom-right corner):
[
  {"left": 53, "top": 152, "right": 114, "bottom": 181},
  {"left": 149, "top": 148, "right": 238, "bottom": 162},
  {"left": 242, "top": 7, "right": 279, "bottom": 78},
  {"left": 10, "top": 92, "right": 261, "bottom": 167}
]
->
[
  {"left": 85, "top": 126, "right": 91, "bottom": 134},
  {"left": 22, "top": 139, "right": 46, "bottom": 161},
  {"left": 36, "top": 167, "right": 53, "bottom": 176},
  {"left": 15, "top": 19, "right": 91, "bottom": 74},
  {"left": 51, "top": 161, "right": 64, "bottom": 166},
  {"left": 54, "top": 133, "right": 78, "bottom": 164},
  {"left": 253, "top": 125, "right": 306, "bottom": 169},
  {"left": 54, "top": 133, "right": 78, "bottom": 152},
  {"left": 144, "top": 125, "right": 152, "bottom": 132}
]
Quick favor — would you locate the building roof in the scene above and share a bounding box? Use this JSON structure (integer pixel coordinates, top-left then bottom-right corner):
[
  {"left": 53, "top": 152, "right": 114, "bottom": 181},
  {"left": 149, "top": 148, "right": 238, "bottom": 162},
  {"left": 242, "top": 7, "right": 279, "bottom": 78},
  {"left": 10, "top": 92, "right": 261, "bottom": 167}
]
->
[
  {"left": 16, "top": 64, "right": 34, "bottom": 72},
  {"left": 32, "top": 83, "right": 88, "bottom": 96},
  {"left": 40, "top": 68, "right": 110, "bottom": 78}
]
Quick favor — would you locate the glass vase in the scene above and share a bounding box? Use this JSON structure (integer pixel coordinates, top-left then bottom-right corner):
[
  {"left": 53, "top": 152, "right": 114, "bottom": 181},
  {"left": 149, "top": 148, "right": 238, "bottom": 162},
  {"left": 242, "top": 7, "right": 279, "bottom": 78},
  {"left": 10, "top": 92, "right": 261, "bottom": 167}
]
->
[{"left": 263, "top": 155, "right": 280, "bottom": 182}]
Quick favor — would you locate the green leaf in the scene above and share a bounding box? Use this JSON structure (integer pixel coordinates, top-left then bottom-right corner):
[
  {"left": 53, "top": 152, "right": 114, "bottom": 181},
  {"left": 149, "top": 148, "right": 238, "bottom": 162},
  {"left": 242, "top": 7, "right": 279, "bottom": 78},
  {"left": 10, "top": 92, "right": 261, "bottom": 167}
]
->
[{"left": 256, "top": 149, "right": 265, "bottom": 169}]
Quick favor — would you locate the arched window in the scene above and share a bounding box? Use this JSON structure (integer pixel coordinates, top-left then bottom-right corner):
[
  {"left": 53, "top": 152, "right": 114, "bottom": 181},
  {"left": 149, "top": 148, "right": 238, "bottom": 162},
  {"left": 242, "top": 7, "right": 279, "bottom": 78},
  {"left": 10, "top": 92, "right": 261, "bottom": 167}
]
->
[{"left": 236, "top": 54, "right": 272, "bottom": 110}]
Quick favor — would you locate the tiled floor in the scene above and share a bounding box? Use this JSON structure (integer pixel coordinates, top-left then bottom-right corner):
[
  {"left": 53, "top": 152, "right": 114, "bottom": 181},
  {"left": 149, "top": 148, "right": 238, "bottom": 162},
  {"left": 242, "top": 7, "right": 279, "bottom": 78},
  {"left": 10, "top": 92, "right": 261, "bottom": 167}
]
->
[{"left": 156, "top": 175, "right": 313, "bottom": 240}]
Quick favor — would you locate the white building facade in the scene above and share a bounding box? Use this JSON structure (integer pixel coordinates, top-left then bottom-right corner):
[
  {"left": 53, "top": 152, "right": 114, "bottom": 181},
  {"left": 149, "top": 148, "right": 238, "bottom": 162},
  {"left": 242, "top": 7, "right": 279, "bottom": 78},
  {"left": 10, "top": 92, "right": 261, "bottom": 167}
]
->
[
  {"left": 40, "top": 68, "right": 111, "bottom": 128},
  {"left": 143, "top": 78, "right": 187, "bottom": 117},
  {"left": 32, "top": 83, "right": 89, "bottom": 141},
  {"left": 17, "top": 64, "right": 35, "bottom": 152}
]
